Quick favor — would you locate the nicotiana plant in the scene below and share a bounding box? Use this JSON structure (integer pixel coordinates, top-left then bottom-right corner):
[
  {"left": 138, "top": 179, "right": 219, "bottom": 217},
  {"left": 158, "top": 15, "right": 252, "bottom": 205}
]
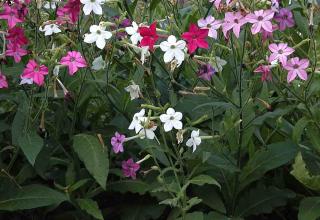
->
[{"left": 0, "top": 0, "right": 320, "bottom": 219}]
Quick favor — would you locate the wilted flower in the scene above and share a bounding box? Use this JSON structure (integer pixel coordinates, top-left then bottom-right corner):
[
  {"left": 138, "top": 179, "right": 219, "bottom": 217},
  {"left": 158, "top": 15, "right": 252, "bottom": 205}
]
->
[
  {"left": 125, "top": 82, "right": 141, "bottom": 100},
  {"left": 254, "top": 65, "right": 272, "bottom": 82},
  {"left": 92, "top": 56, "right": 106, "bottom": 70},
  {"left": 197, "top": 63, "right": 216, "bottom": 81},
  {"left": 186, "top": 130, "right": 201, "bottom": 152}
]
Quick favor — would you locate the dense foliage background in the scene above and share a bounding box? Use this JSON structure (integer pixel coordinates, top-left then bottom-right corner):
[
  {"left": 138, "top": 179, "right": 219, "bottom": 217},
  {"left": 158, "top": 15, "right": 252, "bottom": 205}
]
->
[{"left": 0, "top": 0, "right": 320, "bottom": 219}]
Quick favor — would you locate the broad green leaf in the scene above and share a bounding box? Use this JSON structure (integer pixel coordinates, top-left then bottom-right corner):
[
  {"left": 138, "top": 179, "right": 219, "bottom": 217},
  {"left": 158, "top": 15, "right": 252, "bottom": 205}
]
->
[
  {"left": 239, "top": 141, "right": 298, "bottom": 190},
  {"left": 177, "top": 212, "right": 204, "bottom": 220},
  {"left": 0, "top": 185, "right": 67, "bottom": 211},
  {"left": 77, "top": 199, "right": 103, "bottom": 220},
  {"left": 18, "top": 131, "right": 44, "bottom": 166},
  {"left": 306, "top": 125, "right": 320, "bottom": 153},
  {"left": 298, "top": 197, "right": 320, "bottom": 220},
  {"left": 72, "top": 134, "right": 108, "bottom": 189},
  {"left": 108, "top": 180, "right": 151, "bottom": 195},
  {"left": 189, "top": 175, "right": 221, "bottom": 188},
  {"left": 292, "top": 117, "right": 309, "bottom": 143},
  {"left": 291, "top": 152, "right": 320, "bottom": 191},
  {"left": 235, "top": 185, "right": 295, "bottom": 217}
]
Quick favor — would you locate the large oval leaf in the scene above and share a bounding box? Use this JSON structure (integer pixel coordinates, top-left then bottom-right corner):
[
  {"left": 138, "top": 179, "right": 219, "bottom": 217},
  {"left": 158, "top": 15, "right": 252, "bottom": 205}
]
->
[
  {"left": 298, "top": 197, "right": 320, "bottom": 220},
  {"left": 72, "top": 134, "right": 109, "bottom": 189}
]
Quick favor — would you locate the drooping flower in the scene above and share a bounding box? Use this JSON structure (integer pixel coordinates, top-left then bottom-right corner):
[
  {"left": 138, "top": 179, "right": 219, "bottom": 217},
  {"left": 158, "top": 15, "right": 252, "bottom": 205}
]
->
[
  {"left": 21, "top": 60, "right": 49, "bottom": 86},
  {"left": 80, "top": 0, "right": 103, "bottom": 15},
  {"left": 43, "top": 0, "right": 61, "bottom": 9},
  {"left": 222, "top": 12, "right": 247, "bottom": 38},
  {"left": 6, "top": 27, "right": 28, "bottom": 46},
  {"left": 125, "top": 82, "right": 141, "bottom": 100},
  {"left": 271, "top": 0, "right": 280, "bottom": 12},
  {"left": 139, "top": 121, "right": 157, "bottom": 140},
  {"left": 128, "top": 109, "right": 146, "bottom": 133},
  {"left": 268, "top": 43, "right": 294, "bottom": 65},
  {"left": 111, "top": 132, "right": 126, "bottom": 154},
  {"left": 0, "top": 4, "right": 23, "bottom": 28},
  {"left": 91, "top": 56, "right": 106, "bottom": 70},
  {"left": 84, "top": 24, "right": 112, "bottom": 49},
  {"left": 122, "top": 158, "right": 140, "bottom": 179},
  {"left": 39, "top": 24, "right": 61, "bottom": 36},
  {"left": 125, "top": 21, "right": 143, "bottom": 45},
  {"left": 197, "top": 63, "right": 216, "bottom": 81},
  {"left": 274, "top": 8, "right": 295, "bottom": 31},
  {"left": 0, "top": 73, "right": 8, "bottom": 89},
  {"left": 20, "top": 76, "right": 33, "bottom": 85},
  {"left": 283, "top": 57, "right": 309, "bottom": 83},
  {"left": 254, "top": 65, "right": 272, "bottom": 81},
  {"left": 197, "top": 15, "right": 222, "bottom": 39},
  {"left": 5, "top": 44, "right": 28, "bottom": 63},
  {"left": 160, "top": 35, "right": 186, "bottom": 65},
  {"left": 160, "top": 108, "right": 183, "bottom": 132},
  {"left": 181, "top": 23, "right": 209, "bottom": 54},
  {"left": 138, "top": 22, "right": 159, "bottom": 50},
  {"left": 60, "top": 51, "right": 87, "bottom": 75},
  {"left": 186, "top": 130, "right": 201, "bottom": 152},
  {"left": 209, "top": 0, "right": 232, "bottom": 9},
  {"left": 246, "top": 10, "right": 274, "bottom": 34},
  {"left": 261, "top": 24, "right": 278, "bottom": 42},
  {"left": 210, "top": 56, "right": 227, "bottom": 72}
]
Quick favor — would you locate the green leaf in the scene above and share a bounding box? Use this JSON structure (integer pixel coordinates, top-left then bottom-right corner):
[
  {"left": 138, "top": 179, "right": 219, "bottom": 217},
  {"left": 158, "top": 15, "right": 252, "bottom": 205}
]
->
[
  {"left": 0, "top": 185, "right": 67, "bottom": 211},
  {"left": 72, "top": 134, "right": 109, "bottom": 189},
  {"left": 177, "top": 212, "right": 204, "bottom": 220},
  {"left": 108, "top": 180, "right": 151, "bottom": 195},
  {"left": 298, "top": 197, "right": 320, "bottom": 220},
  {"left": 239, "top": 141, "right": 298, "bottom": 190},
  {"left": 292, "top": 117, "right": 309, "bottom": 143},
  {"left": 18, "top": 131, "right": 44, "bottom": 166},
  {"left": 77, "top": 199, "right": 104, "bottom": 220},
  {"left": 291, "top": 152, "right": 320, "bottom": 191},
  {"left": 235, "top": 185, "right": 295, "bottom": 217},
  {"left": 189, "top": 175, "right": 221, "bottom": 188}
]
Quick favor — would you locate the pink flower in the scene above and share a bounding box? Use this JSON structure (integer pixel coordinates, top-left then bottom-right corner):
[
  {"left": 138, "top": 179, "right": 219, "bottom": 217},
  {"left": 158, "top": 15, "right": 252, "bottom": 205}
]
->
[
  {"left": 181, "top": 23, "right": 209, "bottom": 54},
  {"left": 283, "top": 57, "right": 309, "bottom": 83},
  {"left": 57, "top": 0, "right": 81, "bottom": 23},
  {"left": 0, "top": 72, "right": 9, "bottom": 89},
  {"left": 197, "top": 64, "right": 216, "bottom": 81},
  {"left": 111, "top": 132, "right": 126, "bottom": 154},
  {"left": 197, "top": 15, "right": 222, "bottom": 39},
  {"left": 21, "top": 60, "right": 49, "bottom": 86},
  {"left": 60, "top": 51, "right": 87, "bottom": 75},
  {"left": 122, "top": 158, "right": 140, "bottom": 179},
  {"left": 246, "top": 10, "right": 274, "bottom": 34},
  {"left": 274, "top": 8, "right": 295, "bottom": 31},
  {"left": 254, "top": 65, "right": 272, "bottom": 81},
  {"left": 138, "top": 22, "right": 159, "bottom": 50},
  {"left": 268, "top": 43, "right": 294, "bottom": 65},
  {"left": 6, "top": 27, "right": 28, "bottom": 46},
  {"left": 0, "top": 4, "right": 23, "bottom": 28},
  {"left": 222, "top": 12, "right": 247, "bottom": 38},
  {"left": 261, "top": 24, "right": 278, "bottom": 42},
  {"left": 6, "top": 44, "right": 28, "bottom": 63}
]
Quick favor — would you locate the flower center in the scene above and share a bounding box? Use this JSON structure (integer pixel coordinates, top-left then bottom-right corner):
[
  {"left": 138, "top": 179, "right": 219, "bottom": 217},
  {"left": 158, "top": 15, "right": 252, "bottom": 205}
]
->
[
  {"left": 278, "top": 49, "right": 283, "bottom": 54},
  {"left": 206, "top": 24, "right": 212, "bottom": 28},
  {"left": 234, "top": 19, "right": 239, "bottom": 24},
  {"left": 50, "top": 24, "right": 54, "bottom": 28},
  {"left": 90, "top": 0, "right": 95, "bottom": 2},
  {"left": 293, "top": 64, "right": 299, "bottom": 69},
  {"left": 170, "top": 116, "right": 175, "bottom": 120},
  {"left": 170, "top": 45, "right": 176, "bottom": 49},
  {"left": 70, "top": 57, "right": 76, "bottom": 62},
  {"left": 97, "top": 30, "right": 101, "bottom": 34},
  {"left": 257, "top": 16, "right": 263, "bottom": 21}
]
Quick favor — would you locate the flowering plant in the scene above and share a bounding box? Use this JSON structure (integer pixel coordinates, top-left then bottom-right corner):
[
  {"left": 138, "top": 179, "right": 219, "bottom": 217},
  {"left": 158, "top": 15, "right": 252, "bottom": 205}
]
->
[{"left": 0, "top": 0, "right": 320, "bottom": 219}]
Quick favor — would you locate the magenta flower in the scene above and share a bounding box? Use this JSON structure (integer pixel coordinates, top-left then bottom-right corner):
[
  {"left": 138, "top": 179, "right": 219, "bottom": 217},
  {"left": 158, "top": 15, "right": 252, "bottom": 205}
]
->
[
  {"left": 122, "top": 158, "right": 140, "bottom": 179},
  {"left": 0, "top": 72, "right": 8, "bottom": 89},
  {"left": 283, "top": 57, "right": 309, "bottom": 83},
  {"left": 111, "top": 132, "right": 126, "bottom": 154},
  {"left": 197, "top": 64, "right": 216, "bottom": 81},
  {"left": 138, "top": 22, "right": 159, "bottom": 50},
  {"left": 21, "top": 60, "right": 49, "bottom": 86},
  {"left": 6, "top": 44, "right": 28, "bottom": 63},
  {"left": 254, "top": 65, "right": 272, "bottom": 82},
  {"left": 181, "top": 23, "right": 209, "bottom": 54},
  {"left": 197, "top": 15, "right": 222, "bottom": 39},
  {"left": 57, "top": 0, "right": 81, "bottom": 23},
  {"left": 274, "top": 8, "right": 295, "bottom": 31},
  {"left": 268, "top": 43, "right": 294, "bottom": 65},
  {"left": 6, "top": 27, "right": 28, "bottom": 46},
  {"left": 222, "top": 12, "right": 247, "bottom": 38},
  {"left": 246, "top": 10, "right": 274, "bottom": 35},
  {"left": 60, "top": 51, "right": 87, "bottom": 75},
  {"left": 0, "top": 4, "right": 23, "bottom": 28}
]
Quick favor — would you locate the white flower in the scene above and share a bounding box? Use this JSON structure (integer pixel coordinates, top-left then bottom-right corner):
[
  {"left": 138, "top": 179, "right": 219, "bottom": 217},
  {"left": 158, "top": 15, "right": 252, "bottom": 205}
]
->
[
  {"left": 160, "top": 35, "right": 186, "bottom": 66},
  {"left": 92, "top": 56, "right": 106, "bottom": 70},
  {"left": 53, "top": 65, "right": 60, "bottom": 76},
  {"left": 43, "top": 0, "right": 60, "bottom": 9},
  {"left": 186, "top": 130, "right": 201, "bottom": 152},
  {"left": 160, "top": 108, "right": 183, "bottom": 132},
  {"left": 210, "top": 56, "right": 227, "bottom": 72},
  {"left": 139, "top": 123, "right": 157, "bottom": 140},
  {"left": 128, "top": 109, "right": 146, "bottom": 133},
  {"left": 125, "top": 21, "right": 143, "bottom": 45},
  {"left": 20, "top": 77, "right": 33, "bottom": 85},
  {"left": 39, "top": 24, "right": 61, "bottom": 36},
  {"left": 80, "top": 0, "right": 103, "bottom": 15},
  {"left": 125, "top": 82, "right": 141, "bottom": 100},
  {"left": 84, "top": 24, "right": 112, "bottom": 49}
]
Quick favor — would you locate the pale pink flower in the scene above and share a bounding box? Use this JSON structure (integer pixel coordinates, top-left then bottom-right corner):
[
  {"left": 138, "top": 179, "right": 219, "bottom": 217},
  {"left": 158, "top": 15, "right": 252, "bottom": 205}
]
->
[
  {"left": 21, "top": 60, "right": 49, "bottom": 86},
  {"left": 222, "top": 12, "right": 247, "bottom": 38},
  {"left": 283, "top": 57, "right": 309, "bottom": 83},
  {"left": 60, "top": 51, "right": 87, "bottom": 75},
  {"left": 197, "top": 15, "right": 222, "bottom": 39},
  {"left": 268, "top": 43, "right": 294, "bottom": 65},
  {"left": 246, "top": 10, "right": 274, "bottom": 35}
]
